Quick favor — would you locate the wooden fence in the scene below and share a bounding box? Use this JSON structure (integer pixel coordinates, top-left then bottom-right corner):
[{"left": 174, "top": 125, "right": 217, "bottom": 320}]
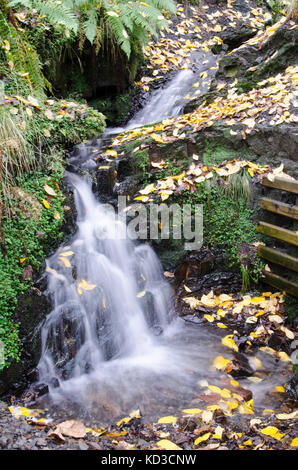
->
[{"left": 257, "top": 175, "right": 298, "bottom": 298}]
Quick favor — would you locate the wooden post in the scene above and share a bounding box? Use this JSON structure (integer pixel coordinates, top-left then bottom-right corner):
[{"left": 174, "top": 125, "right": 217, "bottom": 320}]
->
[
  {"left": 260, "top": 198, "right": 298, "bottom": 220},
  {"left": 258, "top": 245, "right": 298, "bottom": 272},
  {"left": 257, "top": 222, "right": 298, "bottom": 246},
  {"left": 262, "top": 270, "right": 298, "bottom": 298},
  {"left": 262, "top": 176, "right": 298, "bottom": 194}
]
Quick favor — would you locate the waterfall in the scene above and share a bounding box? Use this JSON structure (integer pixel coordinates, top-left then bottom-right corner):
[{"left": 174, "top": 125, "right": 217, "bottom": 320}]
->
[
  {"left": 38, "top": 173, "right": 172, "bottom": 385},
  {"left": 36, "top": 51, "right": 223, "bottom": 420}
]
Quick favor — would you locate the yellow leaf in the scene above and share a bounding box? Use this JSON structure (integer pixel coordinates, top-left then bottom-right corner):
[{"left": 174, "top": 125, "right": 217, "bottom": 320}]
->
[
  {"left": 42, "top": 199, "right": 50, "bottom": 209},
  {"left": 182, "top": 408, "right": 202, "bottom": 415},
  {"left": 116, "top": 417, "right": 131, "bottom": 426},
  {"left": 243, "top": 439, "right": 252, "bottom": 446},
  {"left": 213, "top": 426, "right": 224, "bottom": 439},
  {"left": 251, "top": 296, "right": 266, "bottom": 304},
  {"left": 260, "top": 426, "right": 286, "bottom": 440},
  {"left": 105, "top": 431, "right": 128, "bottom": 437},
  {"left": 278, "top": 351, "right": 291, "bottom": 362},
  {"left": 58, "top": 256, "right": 72, "bottom": 268},
  {"left": 158, "top": 416, "right": 177, "bottom": 424},
  {"left": 213, "top": 356, "right": 230, "bottom": 370},
  {"left": 194, "top": 432, "right": 211, "bottom": 445},
  {"left": 238, "top": 404, "right": 254, "bottom": 415},
  {"left": 105, "top": 149, "right": 118, "bottom": 158},
  {"left": 275, "top": 386, "right": 285, "bottom": 393},
  {"left": 208, "top": 385, "right": 231, "bottom": 398},
  {"left": 77, "top": 279, "right": 96, "bottom": 294},
  {"left": 139, "top": 183, "right": 155, "bottom": 195},
  {"left": 230, "top": 379, "right": 239, "bottom": 388},
  {"left": 276, "top": 411, "right": 298, "bottom": 420},
  {"left": 217, "top": 322, "right": 227, "bottom": 328},
  {"left": 222, "top": 334, "right": 238, "bottom": 352},
  {"left": 151, "top": 133, "right": 164, "bottom": 143},
  {"left": 2, "top": 39, "right": 10, "bottom": 51},
  {"left": 204, "top": 314, "right": 214, "bottom": 323},
  {"left": 159, "top": 190, "right": 173, "bottom": 202},
  {"left": 201, "top": 410, "right": 213, "bottom": 424},
  {"left": 156, "top": 439, "right": 181, "bottom": 450},
  {"left": 290, "top": 438, "right": 298, "bottom": 447},
  {"left": 134, "top": 195, "right": 149, "bottom": 202},
  {"left": 137, "top": 290, "right": 146, "bottom": 298},
  {"left": 19, "top": 257, "right": 28, "bottom": 264},
  {"left": 60, "top": 251, "right": 74, "bottom": 257}
]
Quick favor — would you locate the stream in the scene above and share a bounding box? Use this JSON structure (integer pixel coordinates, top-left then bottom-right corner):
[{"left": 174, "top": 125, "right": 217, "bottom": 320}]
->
[{"left": 31, "top": 50, "right": 291, "bottom": 427}]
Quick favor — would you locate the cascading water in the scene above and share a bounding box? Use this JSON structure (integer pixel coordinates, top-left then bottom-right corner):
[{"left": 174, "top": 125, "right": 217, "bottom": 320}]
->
[
  {"left": 109, "top": 50, "right": 218, "bottom": 134},
  {"left": 67, "top": 50, "right": 219, "bottom": 170},
  {"left": 37, "top": 172, "right": 223, "bottom": 421},
  {"left": 36, "top": 51, "right": 224, "bottom": 421},
  {"left": 35, "top": 50, "right": 287, "bottom": 423},
  {"left": 38, "top": 172, "right": 172, "bottom": 383}
]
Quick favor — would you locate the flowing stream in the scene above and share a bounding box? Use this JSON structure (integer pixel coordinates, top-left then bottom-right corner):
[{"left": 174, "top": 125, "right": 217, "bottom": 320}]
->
[{"left": 35, "top": 51, "right": 288, "bottom": 424}]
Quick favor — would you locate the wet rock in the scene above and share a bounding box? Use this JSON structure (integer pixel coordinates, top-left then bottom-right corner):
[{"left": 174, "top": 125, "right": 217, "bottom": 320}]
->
[
  {"left": 33, "top": 383, "right": 49, "bottom": 398},
  {"left": 78, "top": 440, "right": 89, "bottom": 450},
  {"left": 87, "top": 441, "right": 103, "bottom": 450},
  {"left": 96, "top": 166, "right": 117, "bottom": 201},
  {"left": 175, "top": 249, "right": 215, "bottom": 282},
  {"left": 228, "top": 384, "right": 253, "bottom": 401},
  {"left": 229, "top": 352, "right": 254, "bottom": 378},
  {"left": 35, "top": 438, "right": 48, "bottom": 448},
  {"left": 49, "top": 377, "right": 60, "bottom": 389},
  {"left": 26, "top": 368, "right": 39, "bottom": 384}
]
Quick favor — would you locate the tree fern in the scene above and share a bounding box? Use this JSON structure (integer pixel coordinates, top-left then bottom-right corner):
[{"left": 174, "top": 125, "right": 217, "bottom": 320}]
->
[
  {"left": 9, "top": 0, "right": 79, "bottom": 33},
  {"left": 8, "top": 0, "right": 176, "bottom": 58}
]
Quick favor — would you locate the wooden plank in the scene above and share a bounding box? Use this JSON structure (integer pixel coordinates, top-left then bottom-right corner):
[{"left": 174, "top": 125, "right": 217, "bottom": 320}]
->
[
  {"left": 262, "top": 270, "right": 298, "bottom": 298},
  {"left": 262, "top": 175, "right": 298, "bottom": 194},
  {"left": 258, "top": 245, "right": 298, "bottom": 272},
  {"left": 257, "top": 222, "right": 298, "bottom": 246},
  {"left": 260, "top": 197, "right": 298, "bottom": 220}
]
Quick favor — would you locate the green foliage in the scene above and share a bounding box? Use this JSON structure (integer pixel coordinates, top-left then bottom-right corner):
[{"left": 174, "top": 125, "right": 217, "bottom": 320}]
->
[
  {"left": 0, "top": 165, "right": 65, "bottom": 369},
  {"left": 0, "top": 105, "right": 38, "bottom": 197},
  {"left": 284, "top": 294, "right": 298, "bottom": 323},
  {"left": 133, "top": 149, "right": 150, "bottom": 180},
  {"left": 9, "top": 0, "right": 177, "bottom": 59},
  {"left": 168, "top": 173, "right": 264, "bottom": 290},
  {"left": 90, "top": 90, "right": 133, "bottom": 125},
  {"left": 36, "top": 103, "right": 106, "bottom": 146},
  {"left": 0, "top": 9, "right": 50, "bottom": 97},
  {"left": 266, "top": 0, "right": 288, "bottom": 20}
]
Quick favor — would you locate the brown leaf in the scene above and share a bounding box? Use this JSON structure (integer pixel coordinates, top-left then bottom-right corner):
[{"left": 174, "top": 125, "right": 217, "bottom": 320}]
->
[
  {"left": 50, "top": 420, "right": 86, "bottom": 440},
  {"left": 22, "top": 265, "right": 33, "bottom": 281}
]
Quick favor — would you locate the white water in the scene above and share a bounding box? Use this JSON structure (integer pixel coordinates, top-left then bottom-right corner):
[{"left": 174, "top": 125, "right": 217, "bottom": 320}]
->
[
  {"left": 37, "top": 173, "right": 223, "bottom": 419},
  {"left": 68, "top": 51, "right": 218, "bottom": 171},
  {"left": 109, "top": 50, "right": 218, "bottom": 135}
]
